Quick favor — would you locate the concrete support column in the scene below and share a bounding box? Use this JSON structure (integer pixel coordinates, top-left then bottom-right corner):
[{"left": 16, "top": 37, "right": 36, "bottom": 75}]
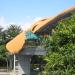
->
[{"left": 17, "top": 55, "right": 31, "bottom": 75}]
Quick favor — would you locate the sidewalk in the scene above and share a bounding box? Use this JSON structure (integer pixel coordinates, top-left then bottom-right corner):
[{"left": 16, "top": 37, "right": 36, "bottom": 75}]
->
[
  {"left": 0, "top": 72, "right": 11, "bottom": 75},
  {"left": 0, "top": 71, "right": 18, "bottom": 75}
]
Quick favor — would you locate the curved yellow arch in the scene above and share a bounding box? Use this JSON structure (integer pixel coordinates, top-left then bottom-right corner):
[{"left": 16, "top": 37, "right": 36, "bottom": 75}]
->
[
  {"left": 6, "top": 32, "right": 25, "bottom": 54},
  {"left": 31, "top": 7, "right": 75, "bottom": 33}
]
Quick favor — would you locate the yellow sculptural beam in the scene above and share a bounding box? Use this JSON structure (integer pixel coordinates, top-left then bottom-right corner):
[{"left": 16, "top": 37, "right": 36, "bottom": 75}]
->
[{"left": 6, "top": 32, "right": 25, "bottom": 54}]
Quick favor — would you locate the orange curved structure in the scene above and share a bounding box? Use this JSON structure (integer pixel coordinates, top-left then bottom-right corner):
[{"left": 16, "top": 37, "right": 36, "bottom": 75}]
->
[
  {"left": 6, "top": 6, "right": 75, "bottom": 54},
  {"left": 6, "top": 32, "right": 25, "bottom": 54},
  {"left": 31, "top": 6, "right": 75, "bottom": 33}
]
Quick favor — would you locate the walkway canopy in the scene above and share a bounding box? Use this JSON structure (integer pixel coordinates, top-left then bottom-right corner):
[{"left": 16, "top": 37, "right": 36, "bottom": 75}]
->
[
  {"left": 31, "top": 7, "right": 75, "bottom": 34},
  {"left": 6, "top": 6, "right": 75, "bottom": 54}
]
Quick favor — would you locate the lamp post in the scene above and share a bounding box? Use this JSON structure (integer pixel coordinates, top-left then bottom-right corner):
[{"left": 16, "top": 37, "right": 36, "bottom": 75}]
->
[{"left": 14, "top": 54, "right": 16, "bottom": 74}]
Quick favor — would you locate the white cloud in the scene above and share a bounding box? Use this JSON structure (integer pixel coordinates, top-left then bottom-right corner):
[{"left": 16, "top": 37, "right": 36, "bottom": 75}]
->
[
  {"left": 20, "top": 17, "right": 42, "bottom": 31},
  {"left": 0, "top": 16, "right": 6, "bottom": 28},
  {"left": 34, "top": 17, "right": 42, "bottom": 22},
  {"left": 0, "top": 17, "right": 17, "bottom": 30},
  {"left": 21, "top": 22, "right": 32, "bottom": 31}
]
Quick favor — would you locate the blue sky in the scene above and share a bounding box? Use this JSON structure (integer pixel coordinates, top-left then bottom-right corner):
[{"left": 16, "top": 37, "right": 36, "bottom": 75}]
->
[{"left": 0, "top": 0, "right": 75, "bottom": 30}]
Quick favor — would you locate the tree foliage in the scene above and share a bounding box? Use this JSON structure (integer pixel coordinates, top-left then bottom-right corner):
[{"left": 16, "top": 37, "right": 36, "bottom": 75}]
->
[
  {"left": 5, "top": 25, "right": 22, "bottom": 41},
  {"left": 0, "top": 25, "right": 22, "bottom": 61},
  {"left": 44, "top": 12, "right": 75, "bottom": 75}
]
